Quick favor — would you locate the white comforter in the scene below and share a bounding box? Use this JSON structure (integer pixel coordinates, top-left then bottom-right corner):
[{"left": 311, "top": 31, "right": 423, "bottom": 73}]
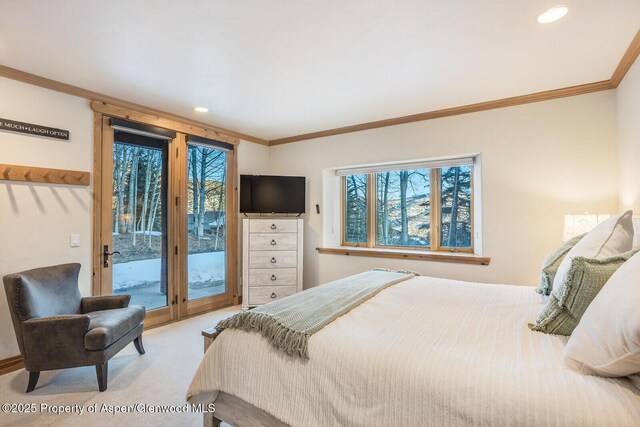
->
[{"left": 187, "top": 276, "right": 640, "bottom": 426}]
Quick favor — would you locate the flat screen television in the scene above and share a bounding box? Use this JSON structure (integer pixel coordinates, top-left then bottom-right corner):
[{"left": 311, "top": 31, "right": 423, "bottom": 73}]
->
[{"left": 240, "top": 175, "right": 306, "bottom": 214}]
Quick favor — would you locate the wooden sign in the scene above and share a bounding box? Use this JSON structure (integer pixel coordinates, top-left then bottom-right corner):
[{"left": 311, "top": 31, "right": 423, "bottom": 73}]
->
[{"left": 0, "top": 118, "right": 69, "bottom": 140}]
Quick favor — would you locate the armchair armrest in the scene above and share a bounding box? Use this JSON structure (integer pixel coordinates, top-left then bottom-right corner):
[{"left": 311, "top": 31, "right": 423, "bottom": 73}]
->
[
  {"left": 81, "top": 295, "right": 131, "bottom": 313},
  {"left": 21, "top": 315, "right": 90, "bottom": 370}
]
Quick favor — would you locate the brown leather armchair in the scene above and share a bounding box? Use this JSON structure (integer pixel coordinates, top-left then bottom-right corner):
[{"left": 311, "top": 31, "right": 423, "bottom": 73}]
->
[{"left": 3, "top": 263, "right": 146, "bottom": 392}]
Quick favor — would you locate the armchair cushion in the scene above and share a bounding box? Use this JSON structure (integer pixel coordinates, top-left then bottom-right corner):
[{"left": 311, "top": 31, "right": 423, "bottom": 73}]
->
[
  {"left": 81, "top": 295, "right": 131, "bottom": 313},
  {"left": 84, "top": 306, "right": 145, "bottom": 351}
]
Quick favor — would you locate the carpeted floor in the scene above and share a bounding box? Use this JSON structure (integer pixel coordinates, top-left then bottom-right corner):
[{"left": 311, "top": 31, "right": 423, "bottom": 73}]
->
[{"left": 0, "top": 306, "right": 240, "bottom": 427}]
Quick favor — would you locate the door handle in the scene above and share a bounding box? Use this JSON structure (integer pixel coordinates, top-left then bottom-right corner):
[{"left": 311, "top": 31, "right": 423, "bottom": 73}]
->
[{"left": 103, "top": 245, "right": 121, "bottom": 268}]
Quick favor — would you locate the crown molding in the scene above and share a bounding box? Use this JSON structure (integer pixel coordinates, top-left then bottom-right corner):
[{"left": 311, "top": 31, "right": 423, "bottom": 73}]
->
[
  {"left": 0, "top": 64, "right": 269, "bottom": 146},
  {"left": 269, "top": 29, "right": 640, "bottom": 146},
  {"left": 611, "top": 29, "right": 640, "bottom": 87},
  {"left": 269, "top": 80, "right": 614, "bottom": 145}
]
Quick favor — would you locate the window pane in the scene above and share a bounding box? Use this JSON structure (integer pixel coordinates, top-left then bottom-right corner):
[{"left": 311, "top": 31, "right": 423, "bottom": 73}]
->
[
  {"left": 111, "top": 139, "right": 167, "bottom": 311},
  {"left": 376, "top": 169, "right": 430, "bottom": 247},
  {"left": 187, "top": 145, "right": 227, "bottom": 301},
  {"left": 344, "top": 174, "right": 368, "bottom": 244},
  {"left": 440, "top": 166, "right": 472, "bottom": 248}
]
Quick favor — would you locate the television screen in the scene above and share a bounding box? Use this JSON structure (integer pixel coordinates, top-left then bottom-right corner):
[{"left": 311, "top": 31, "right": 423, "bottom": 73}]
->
[{"left": 240, "top": 175, "right": 306, "bottom": 214}]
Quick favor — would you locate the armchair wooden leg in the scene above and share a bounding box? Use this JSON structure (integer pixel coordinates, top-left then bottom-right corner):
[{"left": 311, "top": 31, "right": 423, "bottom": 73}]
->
[
  {"left": 26, "top": 371, "right": 40, "bottom": 393},
  {"left": 133, "top": 334, "right": 145, "bottom": 355},
  {"left": 96, "top": 362, "right": 108, "bottom": 392}
]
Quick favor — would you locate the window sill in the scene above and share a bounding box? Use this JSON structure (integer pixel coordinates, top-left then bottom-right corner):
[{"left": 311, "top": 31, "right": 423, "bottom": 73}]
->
[{"left": 316, "top": 247, "right": 490, "bottom": 265}]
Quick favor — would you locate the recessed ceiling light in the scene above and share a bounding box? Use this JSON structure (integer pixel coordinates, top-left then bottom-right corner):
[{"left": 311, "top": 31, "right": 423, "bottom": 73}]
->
[
  {"left": 537, "top": 5, "right": 569, "bottom": 24},
  {"left": 194, "top": 107, "right": 209, "bottom": 113}
]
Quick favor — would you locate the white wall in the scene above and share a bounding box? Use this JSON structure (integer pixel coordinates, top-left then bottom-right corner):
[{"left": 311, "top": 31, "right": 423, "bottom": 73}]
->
[
  {"left": 0, "top": 76, "right": 94, "bottom": 359},
  {"left": 617, "top": 58, "right": 640, "bottom": 212},
  {"left": 0, "top": 76, "right": 270, "bottom": 360},
  {"left": 268, "top": 91, "right": 620, "bottom": 288}
]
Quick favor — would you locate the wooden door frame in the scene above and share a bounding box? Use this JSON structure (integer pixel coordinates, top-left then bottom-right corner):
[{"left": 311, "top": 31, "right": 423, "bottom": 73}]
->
[{"left": 92, "top": 102, "right": 239, "bottom": 328}]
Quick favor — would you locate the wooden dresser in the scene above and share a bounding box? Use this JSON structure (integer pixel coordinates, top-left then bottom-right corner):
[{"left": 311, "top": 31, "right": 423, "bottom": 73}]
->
[{"left": 242, "top": 218, "right": 303, "bottom": 309}]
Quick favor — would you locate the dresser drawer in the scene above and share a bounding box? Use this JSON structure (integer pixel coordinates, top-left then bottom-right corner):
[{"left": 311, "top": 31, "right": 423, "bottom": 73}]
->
[
  {"left": 250, "top": 251, "right": 298, "bottom": 269},
  {"left": 249, "top": 233, "right": 297, "bottom": 251},
  {"left": 249, "top": 219, "right": 298, "bottom": 233},
  {"left": 248, "top": 286, "right": 297, "bottom": 305},
  {"left": 249, "top": 268, "right": 297, "bottom": 286}
]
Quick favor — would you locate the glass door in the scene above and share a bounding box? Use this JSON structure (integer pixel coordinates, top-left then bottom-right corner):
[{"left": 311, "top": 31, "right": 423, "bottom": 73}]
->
[
  {"left": 187, "top": 144, "right": 227, "bottom": 300},
  {"left": 181, "top": 138, "right": 235, "bottom": 317},
  {"left": 99, "top": 118, "right": 175, "bottom": 327},
  {"left": 96, "top": 114, "right": 237, "bottom": 325}
]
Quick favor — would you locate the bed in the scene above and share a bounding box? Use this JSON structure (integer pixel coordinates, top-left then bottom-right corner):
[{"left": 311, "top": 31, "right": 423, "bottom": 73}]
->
[{"left": 187, "top": 275, "right": 640, "bottom": 426}]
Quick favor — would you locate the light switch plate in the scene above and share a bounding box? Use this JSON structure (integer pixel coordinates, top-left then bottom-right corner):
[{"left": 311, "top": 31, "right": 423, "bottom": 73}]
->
[{"left": 70, "top": 233, "right": 80, "bottom": 247}]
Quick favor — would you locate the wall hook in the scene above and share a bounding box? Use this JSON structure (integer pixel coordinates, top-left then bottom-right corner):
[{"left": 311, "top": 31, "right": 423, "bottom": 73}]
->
[{"left": 0, "top": 163, "right": 90, "bottom": 186}]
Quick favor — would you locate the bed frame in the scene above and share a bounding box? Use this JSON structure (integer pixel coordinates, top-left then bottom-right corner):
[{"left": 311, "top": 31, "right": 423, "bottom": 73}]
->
[{"left": 202, "top": 327, "right": 289, "bottom": 427}]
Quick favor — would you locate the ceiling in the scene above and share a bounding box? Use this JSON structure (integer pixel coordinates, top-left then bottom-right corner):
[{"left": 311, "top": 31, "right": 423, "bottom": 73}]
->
[{"left": 0, "top": 1, "right": 638, "bottom": 141}]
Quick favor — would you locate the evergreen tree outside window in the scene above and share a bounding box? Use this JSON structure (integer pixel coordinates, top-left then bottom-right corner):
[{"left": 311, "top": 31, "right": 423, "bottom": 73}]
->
[
  {"left": 344, "top": 174, "right": 368, "bottom": 244},
  {"left": 439, "top": 166, "right": 472, "bottom": 249}
]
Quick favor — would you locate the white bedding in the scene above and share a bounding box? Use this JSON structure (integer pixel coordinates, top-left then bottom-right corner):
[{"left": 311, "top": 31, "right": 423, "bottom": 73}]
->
[{"left": 187, "top": 276, "right": 640, "bottom": 426}]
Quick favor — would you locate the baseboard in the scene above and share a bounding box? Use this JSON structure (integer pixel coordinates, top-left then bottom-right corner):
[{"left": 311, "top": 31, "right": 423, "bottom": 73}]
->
[{"left": 0, "top": 354, "right": 24, "bottom": 375}]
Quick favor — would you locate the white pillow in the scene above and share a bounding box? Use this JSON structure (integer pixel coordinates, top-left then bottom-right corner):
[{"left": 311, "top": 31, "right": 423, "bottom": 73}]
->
[
  {"left": 552, "top": 211, "right": 634, "bottom": 291},
  {"left": 632, "top": 218, "right": 640, "bottom": 251},
  {"left": 564, "top": 250, "right": 640, "bottom": 377}
]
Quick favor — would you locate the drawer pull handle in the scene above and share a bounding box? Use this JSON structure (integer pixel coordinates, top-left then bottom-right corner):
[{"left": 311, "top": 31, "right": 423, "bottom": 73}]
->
[
  {"left": 271, "top": 292, "right": 276, "bottom": 299},
  {"left": 271, "top": 224, "right": 277, "bottom": 230},
  {"left": 271, "top": 275, "right": 277, "bottom": 281},
  {"left": 270, "top": 239, "right": 276, "bottom": 246},
  {"left": 271, "top": 257, "right": 277, "bottom": 263}
]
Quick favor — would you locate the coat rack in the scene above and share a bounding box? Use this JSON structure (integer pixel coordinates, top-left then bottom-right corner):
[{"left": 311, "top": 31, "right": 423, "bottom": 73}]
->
[{"left": 0, "top": 163, "right": 90, "bottom": 186}]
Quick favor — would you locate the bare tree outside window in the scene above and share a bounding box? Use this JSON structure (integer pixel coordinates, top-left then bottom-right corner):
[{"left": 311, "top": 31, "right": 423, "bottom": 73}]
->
[
  {"left": 187, "top": 145, "right": 227, "bottom": 300},
  {"left": 376, "top": 169, "right": 430, "bottom": 247},
  {"left": 111, "top": 142, "right": 166, "bottom": 309}
]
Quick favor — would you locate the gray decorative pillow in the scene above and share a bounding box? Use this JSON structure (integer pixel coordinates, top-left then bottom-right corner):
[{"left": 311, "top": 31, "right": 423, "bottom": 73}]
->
[
  {"left": 536, "top": 234, "right": 585, "bottom": 296},
  {"left": 529, "top": 250, "right": 636, "bottom": 336}
]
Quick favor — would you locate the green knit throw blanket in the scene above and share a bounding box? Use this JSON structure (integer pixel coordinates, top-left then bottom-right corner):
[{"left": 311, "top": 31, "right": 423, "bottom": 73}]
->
[{"left": 216, "top": 269, "right": 418, "bottom": 359}]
